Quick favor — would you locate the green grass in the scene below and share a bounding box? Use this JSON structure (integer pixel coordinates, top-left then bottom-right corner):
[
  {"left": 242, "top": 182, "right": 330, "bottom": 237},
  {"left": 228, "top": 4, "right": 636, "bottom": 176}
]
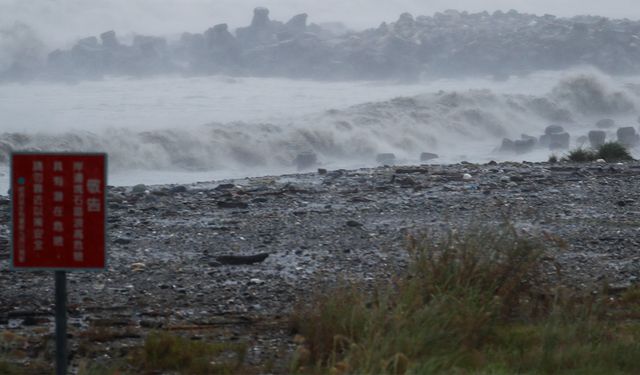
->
[
  {"left": 131, "top": 332, "right": 246, "bottom": 375},
  {"left": 0, "top": 332, "right": 52, "bottom": 374},
  {"left": 560, "top": 142, "right": 634, "bottom": 163},
  {"left": 597, "top": 142, "right": 634, "bottom": 162},
  {"left": 563, "top": 147, "right": 598, "bottom": 162},
  {"left": 290, "top": 223, "right": 640, "bottom": 374},
  {"left": 0, "top": 360, "right": 20, "bottom": 375}
]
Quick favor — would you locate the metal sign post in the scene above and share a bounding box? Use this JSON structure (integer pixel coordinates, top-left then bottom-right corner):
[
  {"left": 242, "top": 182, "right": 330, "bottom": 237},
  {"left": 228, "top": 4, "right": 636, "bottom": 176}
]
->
[
  {"left": 55, "top": 271, "right": 67, "bottom": 375},
  {"left": 10, "top": 153, "right": 107, "bottom": 374}
]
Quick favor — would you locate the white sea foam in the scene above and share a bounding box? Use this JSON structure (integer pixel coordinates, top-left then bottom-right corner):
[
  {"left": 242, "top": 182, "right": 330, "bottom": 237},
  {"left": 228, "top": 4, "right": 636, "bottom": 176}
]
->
[{"left": 0, "top": 69, "right": 639, "bottom": 194}]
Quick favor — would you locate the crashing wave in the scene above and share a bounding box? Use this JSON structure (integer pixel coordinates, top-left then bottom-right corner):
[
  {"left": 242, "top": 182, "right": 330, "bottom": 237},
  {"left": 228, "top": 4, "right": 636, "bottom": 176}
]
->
[{"left": 0, "top": 74, "right": 638, "bottom": 170}]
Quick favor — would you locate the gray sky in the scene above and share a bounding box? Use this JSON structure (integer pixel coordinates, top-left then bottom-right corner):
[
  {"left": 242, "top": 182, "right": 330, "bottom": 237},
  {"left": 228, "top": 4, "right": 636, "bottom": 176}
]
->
[{"left": 2, "top": 0, "right": 640, "bottom": 46}]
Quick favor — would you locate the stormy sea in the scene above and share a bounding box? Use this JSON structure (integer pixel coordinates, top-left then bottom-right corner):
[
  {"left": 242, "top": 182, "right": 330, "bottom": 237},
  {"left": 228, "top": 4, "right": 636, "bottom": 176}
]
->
[{"left": 3, "top": 8, "right": 640, "bottom": 192}]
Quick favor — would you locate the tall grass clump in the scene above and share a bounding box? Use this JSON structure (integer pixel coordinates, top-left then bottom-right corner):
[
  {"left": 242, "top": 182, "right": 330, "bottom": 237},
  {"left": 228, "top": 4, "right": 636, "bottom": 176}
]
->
[
  {"left": 562, "top": 147, "right": 597, "bottom": 162},
  {"left": 560, "top": 142, "right": 634, "bottom": 163},
  {"left": 597, "top": 141, "right": 634, "bottom": 162},
  {"left": 132, "top": 332, "right": 246, "bottom": 374},
  {"left": 291, "top": 223, "right": 640, "bottom": 374}
]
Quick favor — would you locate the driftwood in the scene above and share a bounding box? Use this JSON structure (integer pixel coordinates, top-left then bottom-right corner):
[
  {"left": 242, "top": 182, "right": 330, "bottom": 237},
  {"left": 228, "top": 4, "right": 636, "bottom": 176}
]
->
[
  {"left": 217, "top": 201, "right": 249, "bottom": 209},
  {"left": 215, "top": 253, "right": 269, "bottom": 265}
]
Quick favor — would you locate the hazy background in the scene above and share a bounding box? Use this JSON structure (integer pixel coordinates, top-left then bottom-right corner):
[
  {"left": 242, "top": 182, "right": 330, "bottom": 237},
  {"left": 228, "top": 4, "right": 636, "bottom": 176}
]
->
[
  {"left": 2, "top": 0, "right": 639, "bottom": 48},
  {"left": 2, "top": 0, "right": 640, "bottom": 192}
]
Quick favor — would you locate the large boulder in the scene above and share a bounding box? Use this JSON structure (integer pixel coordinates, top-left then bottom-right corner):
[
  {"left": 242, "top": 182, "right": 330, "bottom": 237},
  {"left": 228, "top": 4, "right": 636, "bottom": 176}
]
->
[
  {"left": 500, "top": 138, "right": 515, "bottom": 152},
  {"left": 376, "top": 153, "right": 396, "bottom": 165},
  {"left": 204, "top": 24, "right": 236, "bottom": 46},
  {"left": 544, "top": 124, "right": 565, "bottom": 135},
  {"left": 294, "top": 151, "right": 317, "bottom": 170},
  {"left": 588, "top": 130, "right": 606, "bottom": 148},
  {"left": 500, "top": 135, "right": 536, "bottom": 154},
  {"left": 540, "top": 132, "right": 570, "bottom": 150},
  {"left": 513, "top": 138, "right": 536, "bottom": 154},
  {"left": 251, "top": 7, "right": 270, "bottom": 28},
  {"left": 236, "top": 7, "right": 278, "bottom": 47},
  {"left": 394, "top": 13, "right": 416, "bottom": 39},
  {"left": 75, "top": 36, "right": 100, "bottom": 49},
  {"left": 199, "top": 24, "right": 241, "bottom": 71},
  {"left": 596, "top": 118, "right": 616, "bottom": 129},
  {"left": 420, "top": 152, "right": 439, "bottom": 161},
  {"left": 617, "top": 127, "right": 639, "bottom": 147},
  {"left": 285, "top": 14, "right": 308, "bottom": 35},
  {"left": 100, "top": 30, "right": 119, "bottom": 49}
]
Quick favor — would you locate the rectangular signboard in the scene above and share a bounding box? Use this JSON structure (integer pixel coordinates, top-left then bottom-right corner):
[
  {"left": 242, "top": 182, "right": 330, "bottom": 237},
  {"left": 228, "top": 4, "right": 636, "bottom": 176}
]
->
[{"left": 11, "top": 153, "right": 107, "bottom": 270}]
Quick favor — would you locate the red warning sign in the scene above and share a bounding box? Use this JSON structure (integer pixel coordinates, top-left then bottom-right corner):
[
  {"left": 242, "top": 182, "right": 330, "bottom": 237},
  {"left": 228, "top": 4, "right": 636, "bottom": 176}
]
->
[{"left": 11, "top": 153, "right": 107, "bottom": 270}]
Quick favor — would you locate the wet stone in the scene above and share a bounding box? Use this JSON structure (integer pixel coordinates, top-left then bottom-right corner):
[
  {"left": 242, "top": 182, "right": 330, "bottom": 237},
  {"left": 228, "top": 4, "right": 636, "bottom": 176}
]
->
[
  {"left": 346, "top": 220, "right": 363, "bottom": 227},
  {"left": 131, "top": 184, "right": 147, "bottom": 193},
  {"left": 420, "top": 152, "right": 439, "bottom": 161}
]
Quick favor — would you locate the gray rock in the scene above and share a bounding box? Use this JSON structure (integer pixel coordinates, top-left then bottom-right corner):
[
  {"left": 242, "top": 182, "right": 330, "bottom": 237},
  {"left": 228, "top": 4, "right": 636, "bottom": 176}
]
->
[
  {"left": 236, "top": 7, "right": 277, "bottom": 47},
  {"left": 132, "top": 184, "right": 147, "bottom": 193},
  {"left": 420, "top": 152, "right": 439, "bottom": 161},
  {"left": 596, "top": 118, "right": 616, "bottom": 129},
  {"left": 169, "top": 185, "right": 188, "bottom": 194},
  {"left": 617, "top": 127, "right": 639, "bottom": 146},
  {"left": 545, "top": 125, "right": 565, "bottom": 135},
  {"left": 29, "top": 8, "right": 640, "bottom": 82},
  {"left": 540, "top": 132, "right": 570, "bottom": 150},
  {"left": 285, "top": 13, "right": 308, "bottom": 34},
  {"left": 500, "top": 138, "right": 515, "bottom": 152},
  {"left": 394, "top": 175, "right": 417, "bottom": 187},
  {"left": 514, "top": 138, "right": 535, "bottom": 154},
  {"left": 576, "top": 135, "right": 588, "bottom": 146},
  {"left": 589, "top": 130, "right": 606, "bottom": 148},
  {"left": 251, "top": 7, "right": 270, "bottom": 28},
  {"left": 294, "top": 152, "right": 318, "bottom": 170},
  {"left": 346, "top": 220, "right": 363, "bottom": 227},
  {"left": 215, "top": 183, "right": 236, "bottom": 191},
  {"left": 376, "top": 153, "right": 396, "bottom": 165},
  {"left": 100, "top": 30, "right": 119, "bottom": 49}
]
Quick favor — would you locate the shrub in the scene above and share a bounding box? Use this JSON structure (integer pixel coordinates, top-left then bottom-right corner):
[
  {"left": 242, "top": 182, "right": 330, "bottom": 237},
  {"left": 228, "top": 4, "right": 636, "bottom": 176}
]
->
[
  {"left": 133, "top": 332, "right": 246, "bottom": 374},
  {"left": 291, "top": 223, "right": 640, "bottom": 374},
  {"left": 562, "top": 148, "right": 597, "bottom": 162},
  {"left": 548, "top": 154, "right": 558, "bottom": 163},
  {"left": 597, "top": 141, "right": 634, "bottom": 162},
  {"left": 560, "top": 142, "right": 634, "bottom": 163},
  {"left": 291, "top": 223, "right": 548, "bottom": 373}
]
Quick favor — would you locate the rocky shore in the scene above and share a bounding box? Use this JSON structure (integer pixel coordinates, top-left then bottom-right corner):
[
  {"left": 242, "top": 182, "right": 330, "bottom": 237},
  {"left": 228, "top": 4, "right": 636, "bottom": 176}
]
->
[{"left": 1, "top": 160, "right": 640, "bottom": 371}]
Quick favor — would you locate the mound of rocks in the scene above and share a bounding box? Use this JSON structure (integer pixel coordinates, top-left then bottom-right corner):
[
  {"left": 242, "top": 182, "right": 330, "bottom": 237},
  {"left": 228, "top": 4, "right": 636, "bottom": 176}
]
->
[{"left": 8, "top": 8, "right": 640, "bottom": 81}]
